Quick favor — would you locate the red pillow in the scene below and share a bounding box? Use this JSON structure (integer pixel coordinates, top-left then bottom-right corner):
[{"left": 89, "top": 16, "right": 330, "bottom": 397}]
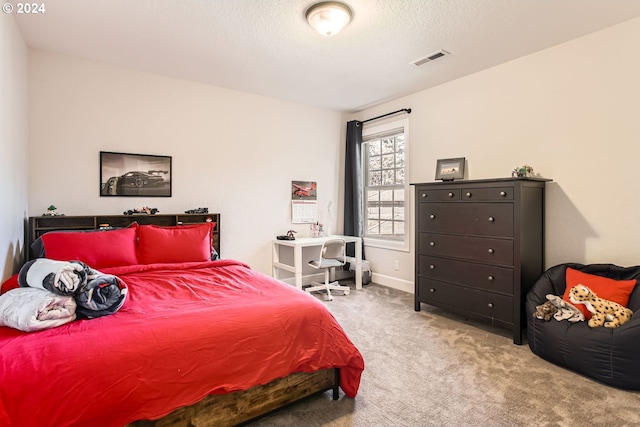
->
[
  {"left": 0, "top": 274, "right": 19, "bottom": 295},
  {"left": 40, "top": 225, "right": 139, "bottom": 269},
  {"left": 137, "top": 223, "right": 214, "bottom": 264},
  {"left": 562, "top": 267, "right": 637, "bottom": 319}
]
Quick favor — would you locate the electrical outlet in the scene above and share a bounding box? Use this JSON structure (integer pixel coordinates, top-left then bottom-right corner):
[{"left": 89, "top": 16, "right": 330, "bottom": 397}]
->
[{"left": 393, "top": 260, "right": 400, "bottom": 271}]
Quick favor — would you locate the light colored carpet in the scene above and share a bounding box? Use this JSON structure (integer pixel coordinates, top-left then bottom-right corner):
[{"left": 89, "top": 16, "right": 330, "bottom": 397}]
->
[{"left": 246, "top": 283, "right": 640, "bottom": 427}]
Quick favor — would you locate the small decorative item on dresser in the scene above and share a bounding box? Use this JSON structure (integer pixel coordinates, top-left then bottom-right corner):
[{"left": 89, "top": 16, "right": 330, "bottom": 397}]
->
[
  {"left": 435, "top": 157, "right": 465, "bottom": 181},
  {"left": 43, "top": 205, "right": 62, "bottom": 216},
  {"left": 512, "top": 164, "right": 534, "bottom": 178}
]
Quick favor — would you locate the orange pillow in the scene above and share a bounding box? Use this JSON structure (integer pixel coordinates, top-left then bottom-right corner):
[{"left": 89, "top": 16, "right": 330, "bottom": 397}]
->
[
  {"left": 137, "top": 223, "right": 214, "bottom": 264},
  {"left": 562, "top": 267, "right": 637, "bottom": 319}
]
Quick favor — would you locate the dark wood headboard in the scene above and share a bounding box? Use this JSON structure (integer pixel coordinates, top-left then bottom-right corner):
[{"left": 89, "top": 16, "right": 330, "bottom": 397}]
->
[{"left": 26, "top": 213, "right": 220, "bottom": 262}]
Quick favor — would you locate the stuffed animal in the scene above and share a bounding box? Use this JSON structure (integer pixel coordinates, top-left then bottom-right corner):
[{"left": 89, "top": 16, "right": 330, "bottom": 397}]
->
[
  {"left": 533, "top": 300, "right": 557, "bottom": 321},
  {"left": 569, "top": 285, "right": 634, "bottom": 328},
  {"left": 545, "top": 294, "right": 585, "bottom": 323}
]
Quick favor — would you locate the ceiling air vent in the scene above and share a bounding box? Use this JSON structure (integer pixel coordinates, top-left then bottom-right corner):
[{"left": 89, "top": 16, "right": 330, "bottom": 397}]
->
[{"left": 412, "top": 50, "right": 449, "bottom": 67}]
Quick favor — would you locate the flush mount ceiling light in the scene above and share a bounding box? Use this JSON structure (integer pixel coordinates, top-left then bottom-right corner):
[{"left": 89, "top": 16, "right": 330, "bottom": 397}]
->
[{"left": 305, "top": 1, "right": 352, "bottom": 37}]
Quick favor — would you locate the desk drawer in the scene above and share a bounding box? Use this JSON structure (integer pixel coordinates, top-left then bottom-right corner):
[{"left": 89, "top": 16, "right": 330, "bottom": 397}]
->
[
  {"left": 418, "top": 233, "right": 514, "bottom": 265},
  {"left": 417, "top": 278, "right": 513, "bottom": 323},
  {"left": 418, "top": 255, "right": 514, "bottom": 295},
  {"left": 418, "top": 203, "right": 513, "bottom": 237}
]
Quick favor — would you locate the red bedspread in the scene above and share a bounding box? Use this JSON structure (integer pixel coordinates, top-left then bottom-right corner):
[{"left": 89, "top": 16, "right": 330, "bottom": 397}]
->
[{"left": 0, "top": 260, "right": 364, "bottom": 427}]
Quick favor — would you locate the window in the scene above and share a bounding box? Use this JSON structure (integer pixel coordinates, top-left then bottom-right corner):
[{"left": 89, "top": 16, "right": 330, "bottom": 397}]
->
[{"left": 363, "top": 120, "right": 407, "bottom": 245}]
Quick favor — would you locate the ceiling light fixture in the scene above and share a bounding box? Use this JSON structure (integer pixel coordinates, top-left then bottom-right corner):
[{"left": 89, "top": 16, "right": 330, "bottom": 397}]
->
[{"left": 305, "top": 1, "right": 352, "bottom": 37}]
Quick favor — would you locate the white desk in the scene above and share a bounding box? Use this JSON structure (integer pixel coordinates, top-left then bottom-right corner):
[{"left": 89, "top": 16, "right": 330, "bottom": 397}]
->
[{"left": 272, "top": 235, "right": 363, "bottom": 290}]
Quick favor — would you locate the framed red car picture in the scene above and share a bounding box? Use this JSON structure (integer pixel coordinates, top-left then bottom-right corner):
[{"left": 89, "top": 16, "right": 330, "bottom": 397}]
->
[{"left": 100, "top": 151, "right": 172, "bottom": 197}]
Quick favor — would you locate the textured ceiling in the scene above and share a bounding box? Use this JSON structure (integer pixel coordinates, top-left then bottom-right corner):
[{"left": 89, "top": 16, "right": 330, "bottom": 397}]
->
[{"left": 14, "top": 0, "right": 640, "bottom": 112}]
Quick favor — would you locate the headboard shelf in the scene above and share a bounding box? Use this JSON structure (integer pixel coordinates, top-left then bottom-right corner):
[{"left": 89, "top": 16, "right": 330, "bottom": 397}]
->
[{"left": 27, "top": 213, "right": 221, "bottom": 261}]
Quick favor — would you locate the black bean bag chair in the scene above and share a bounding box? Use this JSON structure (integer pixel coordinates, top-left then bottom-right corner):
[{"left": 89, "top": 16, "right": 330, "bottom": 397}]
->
[{"left": 525, "top": 263, "right": 640, "bottom": 390}]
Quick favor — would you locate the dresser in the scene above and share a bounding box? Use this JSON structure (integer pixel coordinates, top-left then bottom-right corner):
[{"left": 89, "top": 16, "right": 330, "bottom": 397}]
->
[{"left": 413, "top": 178, "right": 549, "bottom": 344}]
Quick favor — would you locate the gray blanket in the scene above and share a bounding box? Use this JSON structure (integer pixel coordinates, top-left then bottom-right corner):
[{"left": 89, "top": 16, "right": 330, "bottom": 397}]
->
[{"left": 18, "top": 259, "right": 127, "bottom": 319}]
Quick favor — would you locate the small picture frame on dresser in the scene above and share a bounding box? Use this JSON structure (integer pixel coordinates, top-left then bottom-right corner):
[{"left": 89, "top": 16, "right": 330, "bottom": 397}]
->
[{"left": 435, "top": 157, "right": 465, "bottom": 181}]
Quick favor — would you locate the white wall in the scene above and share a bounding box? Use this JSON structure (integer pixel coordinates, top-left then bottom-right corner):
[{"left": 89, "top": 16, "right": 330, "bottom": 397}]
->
[
  {"left": 28, "top": 51, "right": 345, "bottom": 275},
  {"left": 0, "top": 15, "right": 28, "bottom": 282},
  {"left": 355, "top": 16, "right": 640, "bottom": 291},
  {"left": 23, "top": 17, "right": 640, "bottom": 289}
]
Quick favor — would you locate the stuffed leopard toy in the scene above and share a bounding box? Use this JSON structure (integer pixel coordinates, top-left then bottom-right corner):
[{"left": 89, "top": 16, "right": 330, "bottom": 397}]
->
[{"left": 569, "top": 284, "right": 634, "bottom": 328}]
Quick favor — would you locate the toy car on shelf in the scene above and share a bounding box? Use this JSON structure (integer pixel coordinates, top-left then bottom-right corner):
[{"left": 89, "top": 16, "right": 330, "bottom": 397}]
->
[
  {"left": 123, "top": 207, "right": 159, "bottom": 215},
  {"left": 184, "top": 208, "right": 208, "bottom": 214}
]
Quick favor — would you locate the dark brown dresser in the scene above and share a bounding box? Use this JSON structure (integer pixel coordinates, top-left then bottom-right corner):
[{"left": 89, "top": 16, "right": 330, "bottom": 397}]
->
[{"left": 413, "top": 178, "right": 550, "bottom": 344}]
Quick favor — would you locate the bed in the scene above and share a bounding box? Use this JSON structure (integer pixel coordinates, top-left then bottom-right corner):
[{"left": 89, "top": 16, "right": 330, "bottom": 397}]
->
[{"left": 0, "top": 214, "right": 364, "bottom": 427}]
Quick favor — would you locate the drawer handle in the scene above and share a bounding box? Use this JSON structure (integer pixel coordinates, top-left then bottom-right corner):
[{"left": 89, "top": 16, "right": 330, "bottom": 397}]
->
[
  {"left": 488, "top": 275, "right": 494, "bottom": 281},
  {"left": 429, "top": 288, "right": 436, "bottom": 293},
  {"left": 429, "top": 241, "right": 435, "bottom": 247},
  {"left": 465, "top": 192, "right": 472, "bottom": 198},
  {"left": 488, "top": 248, "right": 494, "bottom": 254},
  {"left": 500, "top": 191, "right": 507, "bottom": 197},
  {"left": 488, "top": 216, "right": 495, "bottom": 222},
  {"left": 487, "top": 303, "right": 494, "bottom": 309},
  {"left": 429, "top": 264, "right": 435, "bottom": 269},
  {"left": 421, "top": 193, "right": 427, "bottom": 198},
  {"left": 448, "top": 192, "right": 454, "bottom": 198},
  {"left": 429, "top": 214, "right": 435, "bottom": 219}
]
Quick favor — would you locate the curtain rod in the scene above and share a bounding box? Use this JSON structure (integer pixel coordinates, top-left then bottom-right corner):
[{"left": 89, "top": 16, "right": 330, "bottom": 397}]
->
[{"left": 356, "top": 108, "right": 411, "bottom": 126}]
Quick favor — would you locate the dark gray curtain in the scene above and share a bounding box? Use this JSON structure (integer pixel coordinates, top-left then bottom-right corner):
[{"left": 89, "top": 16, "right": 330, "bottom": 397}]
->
[{"left": 344, "top": 120, "right": 364, "bottom": 258}]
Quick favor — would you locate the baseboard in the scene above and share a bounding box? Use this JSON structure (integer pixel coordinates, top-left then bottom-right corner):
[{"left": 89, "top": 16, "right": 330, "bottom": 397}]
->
[
  {"left": 276, "top": 271, "right": 414, "bottom": 294},
  {"left": 276, "top": 273, "right": 326, "bottom": 287},
  {"left": 370, "top": 273, "right": 414, "bottom": 294}
]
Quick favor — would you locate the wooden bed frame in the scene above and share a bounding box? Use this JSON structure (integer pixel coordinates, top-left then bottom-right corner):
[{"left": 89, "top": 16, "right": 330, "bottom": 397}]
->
[
  {"left": 25, "top": 213, "right": 341, "bottom": 426},
  {"left": 127, "top": 369, "right": 339, "bottom": 427}
]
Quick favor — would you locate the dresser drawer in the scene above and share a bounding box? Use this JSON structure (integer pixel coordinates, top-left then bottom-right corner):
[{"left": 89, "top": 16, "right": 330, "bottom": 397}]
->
[
  {"left": 417, "top": 278, "right": 513, "bottom": 323},
  {"left": 418, "top": 255, "right": 514, "bottom": 295},
  {"left": 461, "top": 186, "right": 513, "bottom": 201},
  {"left": 418, "top": 233, "right": 514, "bottom": 265},
  {"left": 418, "top": 202, "right": 513, "bottom": 237},
  {"left": 417, "top": 188, "right": 460, "bottom": 201}
]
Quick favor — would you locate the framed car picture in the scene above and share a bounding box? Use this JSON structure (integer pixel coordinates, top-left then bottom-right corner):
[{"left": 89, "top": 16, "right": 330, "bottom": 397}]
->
[
  {"left": 100, "top": 151, "right": 172, "bottom": 197},
  {"left": 435, "top": 157, "right": 465, "bottom": 181}
]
